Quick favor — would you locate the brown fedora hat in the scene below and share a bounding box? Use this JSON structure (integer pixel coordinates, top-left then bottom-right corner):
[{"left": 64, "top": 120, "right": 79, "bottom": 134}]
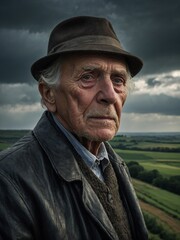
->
[{"left": 31, "top": 16, "right": 143, "bottom": 80}]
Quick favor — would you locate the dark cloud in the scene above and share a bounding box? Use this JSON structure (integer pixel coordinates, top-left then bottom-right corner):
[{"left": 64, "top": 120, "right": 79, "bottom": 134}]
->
[
  {"left": 123, "top": 94, "right": 180, "bottom": 115},
  {"left": 0, "top": 29, "right": 47, "bottom": 84},
  {"left": 0, "top": 0, "right": 111, "bottom": 32},
  {"left": 105, "top": 0, "right": 180, "bottom": 74},
  {"left": 0, "top": 0, "right": 179, "bottom": 85},
  {"left": 0, "top": 0, "right": 65, "bottom": 32},
  {"left": 0, "top": 0, "right": 119, "bottom": 84}
]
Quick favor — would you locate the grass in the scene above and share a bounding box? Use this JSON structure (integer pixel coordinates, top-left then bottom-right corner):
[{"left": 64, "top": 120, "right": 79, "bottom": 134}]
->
[
  {"left": 110, "top": 134, "right": 180, "bottom": 153},
  {"left": 115, "top": 149, "right": 180, "bottom": 177},
  {"left": 140, "top": 162, "right": 180, "bottom": 177},
  {"left": 0, "top": 130, "right": 29, "bottom": 151},
  {"left": 0, "top": 143, "right": 12, "bottom": 151},
  {"left": 115, "top": 149, "right": 180, "bottom": 161},
  {"left": 132, "top": 179, "right": 180, "bottom": 220}
]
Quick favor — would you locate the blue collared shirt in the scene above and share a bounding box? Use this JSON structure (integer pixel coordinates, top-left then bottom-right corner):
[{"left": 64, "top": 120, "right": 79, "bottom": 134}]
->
[{"left": 51, "top": 113, "right": 109, "bottom": 181}]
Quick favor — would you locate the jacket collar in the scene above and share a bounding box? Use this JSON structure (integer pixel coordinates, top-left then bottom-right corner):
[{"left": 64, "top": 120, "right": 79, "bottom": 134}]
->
[{"left": 33, "top": 111, "right": 82, "bottom": 182}]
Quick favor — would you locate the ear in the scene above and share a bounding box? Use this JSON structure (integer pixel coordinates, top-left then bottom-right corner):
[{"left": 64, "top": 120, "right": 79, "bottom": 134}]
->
[{"left": 38, "top": 82, "right": 57, "bottom": 112}]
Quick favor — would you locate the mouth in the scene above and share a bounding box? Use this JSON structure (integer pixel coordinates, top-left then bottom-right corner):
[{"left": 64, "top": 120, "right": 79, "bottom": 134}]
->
[{"left": 88, "top": 116, "right": 116, "bottom": 122}]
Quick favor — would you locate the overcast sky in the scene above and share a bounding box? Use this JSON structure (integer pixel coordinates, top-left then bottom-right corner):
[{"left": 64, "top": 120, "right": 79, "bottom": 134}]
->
[{"left": 0, "top": 0, "right": 180, "bottom": 132}]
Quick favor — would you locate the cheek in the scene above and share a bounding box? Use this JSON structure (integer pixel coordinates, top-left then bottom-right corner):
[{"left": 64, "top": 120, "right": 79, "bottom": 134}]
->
[
  {"left": 56, "top": 87, "right": 91, "bottom": 122},
  {"left": 115, "top": 94, "right": 125, "bottom": 114},
  {"left": 69, "top": 88, "right": 94, "bottom": 113}
]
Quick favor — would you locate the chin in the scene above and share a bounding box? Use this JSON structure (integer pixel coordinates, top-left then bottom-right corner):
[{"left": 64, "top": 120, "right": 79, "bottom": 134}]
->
[{"left": 87, "top": 130, "right": 116, "bottom": 142}]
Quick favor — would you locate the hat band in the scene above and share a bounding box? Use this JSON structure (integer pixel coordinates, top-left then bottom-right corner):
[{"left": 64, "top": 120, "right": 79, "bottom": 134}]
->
[{"left": 49, "top": 35, "right": 123, "bottom": 55}]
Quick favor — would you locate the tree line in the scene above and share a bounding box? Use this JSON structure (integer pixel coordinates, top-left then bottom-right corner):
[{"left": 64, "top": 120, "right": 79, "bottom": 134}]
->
[{"left": 126, "top": 161, "right": 180, "bottom": 195}]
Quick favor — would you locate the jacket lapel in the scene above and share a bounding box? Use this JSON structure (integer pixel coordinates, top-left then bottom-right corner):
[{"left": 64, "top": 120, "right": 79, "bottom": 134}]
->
[{"left": 81, "top": 175, "right": 119, "bottom": 240}]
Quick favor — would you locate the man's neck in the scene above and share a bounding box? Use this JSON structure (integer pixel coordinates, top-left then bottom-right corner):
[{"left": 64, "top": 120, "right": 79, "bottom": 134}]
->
[{"left": 74, "top": 135, "right": 102, "bottom": 156}]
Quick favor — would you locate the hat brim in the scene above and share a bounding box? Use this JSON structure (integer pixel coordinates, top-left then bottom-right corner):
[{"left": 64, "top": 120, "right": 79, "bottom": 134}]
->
[{"left": 31, "top": 46, "right": 143, "bottom": 81}]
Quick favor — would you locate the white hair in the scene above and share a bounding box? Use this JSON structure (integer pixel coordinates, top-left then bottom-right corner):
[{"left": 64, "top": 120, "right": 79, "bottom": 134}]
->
[{"left": 39, "top": 58, "right": 61, "bottom": 87}]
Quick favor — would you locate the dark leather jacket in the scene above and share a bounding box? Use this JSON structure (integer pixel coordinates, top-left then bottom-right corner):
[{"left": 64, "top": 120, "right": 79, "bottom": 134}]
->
[{"left": 0, "top": 112, "right": 148, "bottom": 240}]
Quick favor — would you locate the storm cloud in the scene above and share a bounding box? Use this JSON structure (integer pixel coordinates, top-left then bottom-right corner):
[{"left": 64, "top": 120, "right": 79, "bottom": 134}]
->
[{"left": 0, "top": 0, "right": 180, "bottom": 83}]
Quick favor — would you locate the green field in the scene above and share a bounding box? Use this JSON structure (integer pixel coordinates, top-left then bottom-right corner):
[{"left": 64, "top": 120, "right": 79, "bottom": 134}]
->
[
  {"left": 110, "top": 133, "right": 180, "bottom": 152},
  {"left": 133, "top": 179, "right": 180, "bottom": 239},
  {"left": 115, "top": 149, "right": 180, "bottom": 177},
  {"left": 0, "top": 130, "right": 29, "bottom": 151},
  {"left": 140, "top": 162, "right": 180, "bottom": 177},
  {"left": 115, "top": 149, "right": 180, "bottom": 161},
  {"left": 132, "top": 179, "right": 180, "bottom": 219}
]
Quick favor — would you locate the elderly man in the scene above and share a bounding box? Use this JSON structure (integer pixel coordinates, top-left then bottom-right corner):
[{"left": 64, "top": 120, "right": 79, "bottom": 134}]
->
[{"left": 0, "top": 16, "right": 148, "bottom": 239}]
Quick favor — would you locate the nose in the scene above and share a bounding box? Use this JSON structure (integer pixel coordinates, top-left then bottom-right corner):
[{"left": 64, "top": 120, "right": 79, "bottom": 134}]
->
[{"left": 96, "top": 77, "right": 117, "bottom": 105}]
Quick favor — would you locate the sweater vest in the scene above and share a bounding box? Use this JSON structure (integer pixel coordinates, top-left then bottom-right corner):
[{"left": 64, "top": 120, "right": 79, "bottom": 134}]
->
[{"left": 76, "top": 157, "right": 132, "bottom": 240}]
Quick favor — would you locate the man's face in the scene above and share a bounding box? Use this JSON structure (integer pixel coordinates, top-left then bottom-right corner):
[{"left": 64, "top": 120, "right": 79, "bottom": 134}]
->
[{"left": 53, "top": 54, "right": 128, "bottom": 143}]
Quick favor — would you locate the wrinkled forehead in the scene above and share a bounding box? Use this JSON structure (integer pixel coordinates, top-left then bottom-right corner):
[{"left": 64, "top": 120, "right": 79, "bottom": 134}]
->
[
  {"left": 61, "top": 52, "right": 129, "bottom": 75},
  {"left": 81, "top": 62, "right": 128, "bottom": 74}
]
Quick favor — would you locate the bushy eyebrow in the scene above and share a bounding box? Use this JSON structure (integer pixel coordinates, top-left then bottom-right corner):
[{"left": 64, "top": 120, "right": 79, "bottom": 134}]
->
[
  {"left": 72, "top": 64, "right": 99, "bottom": 77},
  {"left": 111, "top": 70, "right": 128, "bottom": 79},
  {"left": 82, "top": 64, "right": 101, "bottom": 71},
  {"left": 82, "top": 64, "right": 128, "bottom": 79}
]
